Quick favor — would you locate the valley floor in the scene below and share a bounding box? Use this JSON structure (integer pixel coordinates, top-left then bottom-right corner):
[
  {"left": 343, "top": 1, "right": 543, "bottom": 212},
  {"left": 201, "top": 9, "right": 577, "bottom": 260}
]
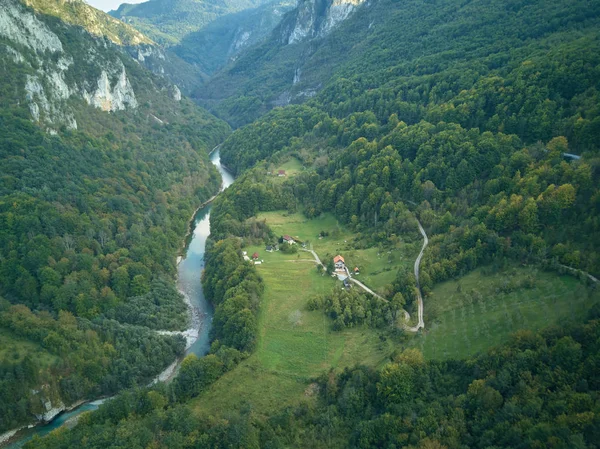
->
[
  {"left": 191, "top": 246, "right": 396, "bottom": 417},
  {"left": 192, "top": 208, "right": 600, "bottom": 418}
]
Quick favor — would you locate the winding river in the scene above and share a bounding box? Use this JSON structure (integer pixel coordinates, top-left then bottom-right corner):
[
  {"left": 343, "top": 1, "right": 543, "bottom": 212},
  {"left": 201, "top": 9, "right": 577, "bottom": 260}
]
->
[{"left": 4, "top": 149, "right": 234, "bottom": 449}]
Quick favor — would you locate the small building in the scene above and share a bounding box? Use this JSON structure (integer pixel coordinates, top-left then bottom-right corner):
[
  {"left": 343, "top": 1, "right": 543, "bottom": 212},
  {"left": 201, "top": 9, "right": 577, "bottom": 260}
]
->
[
  {"left": 278, "top": 170, "right": 286, "bottom": 177},
  {"left": 334, "top": 255, "right": 345, "bottom": 270},
  {"left": 266, "top": 245, "right": 274, "bottom": 252},
  {"left": 252, "top": 252, "right": 259, "bottom": 260},
  {"left": 343, "top": 278, "right": 352, "bottom": 288},
  {"left": 354, "top": 266, "right": 360, "bottom": 275},
  {"left": 283, "top": 235, "right": 295, "bottom": 245}
]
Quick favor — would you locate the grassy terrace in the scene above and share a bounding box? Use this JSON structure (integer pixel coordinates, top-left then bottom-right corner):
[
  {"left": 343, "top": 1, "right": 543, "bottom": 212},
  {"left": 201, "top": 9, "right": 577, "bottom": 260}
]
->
[
  {"left": 192, "top": 247, "right": 396, "bottom": 418},
  {"left": 193, "top": 207, "right": 599, "bottom": 419},
  {"left": 410, "top": 266, "right": 600, "bottom": 360}
]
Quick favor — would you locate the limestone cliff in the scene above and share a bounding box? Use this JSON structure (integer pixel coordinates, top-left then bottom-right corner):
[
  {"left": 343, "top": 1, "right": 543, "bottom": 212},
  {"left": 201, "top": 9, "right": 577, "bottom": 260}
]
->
[
  {"left": 0, "top": 0, "right": 156, "bottom": 131},
  {"left": 281, "top": 0, "right": 365, "bottom": 44}
]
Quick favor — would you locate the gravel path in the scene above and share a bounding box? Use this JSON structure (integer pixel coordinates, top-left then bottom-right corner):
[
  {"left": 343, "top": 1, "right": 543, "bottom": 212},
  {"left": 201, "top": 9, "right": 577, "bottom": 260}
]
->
[{"left": 404, "top": 218, "right": 428, "bottom": 332}]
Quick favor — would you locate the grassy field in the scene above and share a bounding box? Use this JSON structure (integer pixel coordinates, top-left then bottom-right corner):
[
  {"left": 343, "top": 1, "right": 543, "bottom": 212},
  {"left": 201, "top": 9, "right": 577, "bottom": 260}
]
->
[
  {"left": 269, "top": 157, "right": 305, "bottom": 183},
  {"left": 410, "top": 266, "right": 600, "bottom": 360},
  {"left": 192, "top": 247, "right": 396, "bottom": 418},
  {"left": 0, "top": 329, "right": 57, "bottom": 366},
  {"left": 256, "top": 210, "right": 418, "bottom": 294}
]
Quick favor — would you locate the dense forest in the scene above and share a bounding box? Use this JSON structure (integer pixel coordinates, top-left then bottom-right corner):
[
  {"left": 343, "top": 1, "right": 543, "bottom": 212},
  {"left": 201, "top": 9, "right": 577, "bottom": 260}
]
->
[
  {"left": 0, "top": 0, "right": 230, "bottom": 432},
  {"left": 201, "top": 0, "right": 600, "bottom": 130},
  {"left": 3, "top": 0, "right": 600, "bottom": 446},
  {"left": 24, "top": 311, "right": 600, "bottom": 448}
]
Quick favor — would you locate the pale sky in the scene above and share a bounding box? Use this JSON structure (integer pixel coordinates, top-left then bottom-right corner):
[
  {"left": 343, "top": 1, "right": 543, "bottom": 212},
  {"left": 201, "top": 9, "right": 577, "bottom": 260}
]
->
[{"left": 85, "top": 0, "right": 146, "bottom": 12}]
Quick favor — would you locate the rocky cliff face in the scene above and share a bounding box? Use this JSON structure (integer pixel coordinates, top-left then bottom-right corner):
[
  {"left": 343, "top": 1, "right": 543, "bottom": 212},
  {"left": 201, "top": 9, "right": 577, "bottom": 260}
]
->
[
  {"left": 281, "top": 0, "right": 365, "bottom": 44},
  {"left": 22, "top": 0, "right": 152, "bottom": 46},
  {"left": 0, "top": 0, "right": 155, "bottom": 131}
]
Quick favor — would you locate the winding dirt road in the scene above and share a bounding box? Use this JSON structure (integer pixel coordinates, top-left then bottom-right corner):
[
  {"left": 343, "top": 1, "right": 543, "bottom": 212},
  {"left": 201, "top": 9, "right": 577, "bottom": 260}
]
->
[
  {"left": 404, "top": 218, "right": 428, "bottom": 332},
  {"left": 300, "top": 220, "right": 429, "bottom": 333}
]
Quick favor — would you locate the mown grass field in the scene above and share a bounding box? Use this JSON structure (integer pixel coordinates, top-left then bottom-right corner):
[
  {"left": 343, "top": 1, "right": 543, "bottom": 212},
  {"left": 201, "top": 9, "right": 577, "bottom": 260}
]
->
[
  {"left": 410, "top": 266, "right": 599, "bottom": 360},
  {"left": 192, "top": 247, "right": 396, "bottom": 418},
  {"left": 256, "top": 210, "right": 418, "bottom": 294}
]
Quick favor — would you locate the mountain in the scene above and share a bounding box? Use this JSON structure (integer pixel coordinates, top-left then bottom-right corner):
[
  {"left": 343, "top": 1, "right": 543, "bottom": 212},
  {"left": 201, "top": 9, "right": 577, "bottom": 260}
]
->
[
  {"left": 194, "top": 0, "right": 370, "bottom": 125},
  {"left": 110, "top": 0, "right": 275, "bottom": 45},
  {"left": 198, "top": 0, "right": 600, "bottom": 128},
  {"left": 3, "top": 0, "right": 600, "bottom": 447},
  {"left": 20, "top": 0, "right": 152, "bottom": 46},
  {"left": 172, "top": 0, "right": 296, "bottom": 75},
  {"left": 0, "top": 0, "right": 229, "bottom": 433}
]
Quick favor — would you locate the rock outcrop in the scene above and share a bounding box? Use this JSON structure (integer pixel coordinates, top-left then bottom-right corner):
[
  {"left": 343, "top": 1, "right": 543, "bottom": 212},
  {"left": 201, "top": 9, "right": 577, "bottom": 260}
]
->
[
  {"left": 281, "top": 0, "right": 365, "bottom": 44},
  {"left": 83, "top": 67, "right": 138, "bottom": 112},
  {"left": 0, "top": 0, "right": 144, "bottom": 131}
]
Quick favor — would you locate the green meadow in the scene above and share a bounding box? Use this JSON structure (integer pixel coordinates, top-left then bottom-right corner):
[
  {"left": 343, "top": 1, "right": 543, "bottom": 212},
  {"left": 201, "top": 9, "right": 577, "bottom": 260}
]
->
[
  {"left": 192, "top": 247, "right": 396, "bottom": 418},
  {"left": 0, "top": 329, "right": 57, "bottom": 366},
  {"left": 256, "top": 210, "right": 418, "bottom": 294},
  {"left": 410, "top": 266, "right": 599, "bottom": 360},
  {"left": 194, "top": 208, "right": 599, "bottom": 419}
]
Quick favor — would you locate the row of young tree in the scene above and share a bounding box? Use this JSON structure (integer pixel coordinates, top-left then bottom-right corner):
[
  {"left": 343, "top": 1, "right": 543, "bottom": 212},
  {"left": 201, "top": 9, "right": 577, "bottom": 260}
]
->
[{"left": 307, "top": 287, "right": 406, "bottom": 330}]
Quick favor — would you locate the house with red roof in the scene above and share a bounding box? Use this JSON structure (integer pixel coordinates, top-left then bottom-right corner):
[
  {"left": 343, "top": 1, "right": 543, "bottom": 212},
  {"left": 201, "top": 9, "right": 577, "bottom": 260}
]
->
[{"left": 334, "top": 255, "right": 345, "bottom": 270}]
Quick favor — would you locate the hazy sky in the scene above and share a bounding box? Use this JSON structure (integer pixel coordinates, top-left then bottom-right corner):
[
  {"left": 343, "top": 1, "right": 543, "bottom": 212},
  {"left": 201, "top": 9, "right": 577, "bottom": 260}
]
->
[{"left": 85, "top": 0, "right": 146, "bottom": 12}]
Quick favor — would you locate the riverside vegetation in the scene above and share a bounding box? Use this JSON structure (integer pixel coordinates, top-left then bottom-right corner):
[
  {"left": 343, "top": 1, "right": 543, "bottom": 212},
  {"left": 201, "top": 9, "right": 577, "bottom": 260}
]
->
[
  {"left": 2, "top": 0, "right": 600, "bottom": 447},
  {"left": 0, "top": 0, "right": 230, "bottom": 434}
]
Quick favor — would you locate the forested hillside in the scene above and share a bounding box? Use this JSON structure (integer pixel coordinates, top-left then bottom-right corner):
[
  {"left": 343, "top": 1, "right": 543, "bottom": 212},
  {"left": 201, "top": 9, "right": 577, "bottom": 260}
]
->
[
  {"left": 214, "top": 0, "right": 600, "bottom": 284},
  {"left": 3, "top": 0, "right": 600, "bottom": 447},
  {"left": 0, "top": 0, "right": 230, "bottom": 433},
  {"left": 200, "top": 0, "right": 600, "bottom": 130}
]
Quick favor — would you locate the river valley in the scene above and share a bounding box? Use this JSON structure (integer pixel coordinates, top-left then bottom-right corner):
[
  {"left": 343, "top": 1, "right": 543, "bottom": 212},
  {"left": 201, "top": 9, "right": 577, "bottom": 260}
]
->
[{"left": 3, "top": 149, "right": 234, "bottom": 449}]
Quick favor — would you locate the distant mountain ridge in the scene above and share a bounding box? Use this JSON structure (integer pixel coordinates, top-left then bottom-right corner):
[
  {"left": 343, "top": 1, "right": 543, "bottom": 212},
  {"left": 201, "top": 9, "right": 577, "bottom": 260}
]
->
[
  {"left": 110, "top": 0, "right": 275, "bottom": 45},
  {"left": 197, "top": 0, "right": 600, "bottom": 127},
  {"left": 172, "top": 0, "right": 296, "bottom": 75}
]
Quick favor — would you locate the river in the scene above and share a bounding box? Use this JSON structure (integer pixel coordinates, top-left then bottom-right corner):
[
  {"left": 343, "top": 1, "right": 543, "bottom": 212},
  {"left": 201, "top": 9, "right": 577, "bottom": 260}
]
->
[{"left": 3, "top": 149, "right": 234, "bottom": 449}]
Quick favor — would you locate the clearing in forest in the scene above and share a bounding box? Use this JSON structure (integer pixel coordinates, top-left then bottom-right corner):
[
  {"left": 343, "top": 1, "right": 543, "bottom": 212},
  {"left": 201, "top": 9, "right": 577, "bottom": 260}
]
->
[
  {"left": 410, "top": 265, "right": 599, "bottom": 360},
  {"left": 191, "top": 246, "right": 396, "bottom": 418},
  {"left": 256, "top": 210, "right": 418, "bottom": 294}
]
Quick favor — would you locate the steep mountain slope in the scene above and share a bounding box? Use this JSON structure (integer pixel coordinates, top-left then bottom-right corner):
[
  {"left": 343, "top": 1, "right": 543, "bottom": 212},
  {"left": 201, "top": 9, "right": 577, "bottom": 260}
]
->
[
  {"left": 172, "top": 0, "right": 295, "bottom": 75},
  {"left": 3, "top": 0, "right": 600, "bottom": 448},
  {"left": 194, "top": 0, "right": 367, "bottom": 125},
  {"left": 110, "top": 0, "right": 274, "bottom": 45},
  {"left": 14, "top": 0, "right": 208, "bottom": 93},
  {"left": 20, "top": 0, "right": 152, "bottom": 45},
  {"left": 0, "top": 0, "right": 230, "bottom": 433},
  {"left": 198, "top": 0, "right": 600, "bottom": 128}
]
